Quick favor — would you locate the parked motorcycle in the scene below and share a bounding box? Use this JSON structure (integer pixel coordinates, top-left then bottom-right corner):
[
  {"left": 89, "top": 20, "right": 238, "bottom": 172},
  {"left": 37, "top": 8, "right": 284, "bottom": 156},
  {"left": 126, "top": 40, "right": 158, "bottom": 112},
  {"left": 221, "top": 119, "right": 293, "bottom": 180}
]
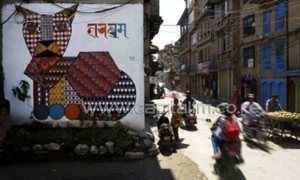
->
[
  {"left": 158, "top": 123, "right": 175, "bottom": 151},
  {"left": 241, "top": 114, "right": 268, "bottom": 144},
  {"left": 183, "top": 109, "right": 197, "bottom": 130}
]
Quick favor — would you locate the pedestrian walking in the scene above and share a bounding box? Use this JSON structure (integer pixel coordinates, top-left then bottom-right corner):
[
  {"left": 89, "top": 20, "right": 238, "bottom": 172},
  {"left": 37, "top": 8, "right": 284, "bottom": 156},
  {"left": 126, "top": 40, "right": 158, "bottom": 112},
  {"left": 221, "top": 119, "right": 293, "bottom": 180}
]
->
[
  {"left": 171, "top": 98, "right": 183, "bottom": 141},
  {"left": 231, "top": 86, "right": 241, "bottom": 115}
]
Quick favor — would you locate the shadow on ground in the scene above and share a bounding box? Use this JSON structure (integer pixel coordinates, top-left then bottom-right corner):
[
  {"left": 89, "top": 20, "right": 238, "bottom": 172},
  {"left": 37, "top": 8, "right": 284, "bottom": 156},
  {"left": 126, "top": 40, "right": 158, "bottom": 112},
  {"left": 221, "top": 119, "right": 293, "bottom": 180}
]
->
[
  {"left": 268, "top": 137, "right": 300, "bottom": 149},
  {"left": 213, "top": 163, "right": 246, "bottom": 180},
  {"left": 243, "top": 138, "right": 273, "bottom": 153},
  {"left": 0, "top": 159, "right": 176, "bottom": 180}
]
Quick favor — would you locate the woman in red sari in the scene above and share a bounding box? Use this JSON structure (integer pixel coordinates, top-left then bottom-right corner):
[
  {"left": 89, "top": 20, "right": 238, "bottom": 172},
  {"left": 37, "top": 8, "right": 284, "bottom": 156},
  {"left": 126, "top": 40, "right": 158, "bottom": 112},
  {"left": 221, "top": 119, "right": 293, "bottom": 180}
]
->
[{"left": 231, "top": 87, "right": 241, "bottom": 115}]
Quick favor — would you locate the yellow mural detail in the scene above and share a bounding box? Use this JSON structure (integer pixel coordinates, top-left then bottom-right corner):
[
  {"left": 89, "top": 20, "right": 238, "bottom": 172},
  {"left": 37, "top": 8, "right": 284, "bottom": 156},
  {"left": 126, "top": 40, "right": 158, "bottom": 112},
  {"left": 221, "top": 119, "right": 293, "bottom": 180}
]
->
[{"left": 49, "top": 77, "right": 65, "bottom": 106}]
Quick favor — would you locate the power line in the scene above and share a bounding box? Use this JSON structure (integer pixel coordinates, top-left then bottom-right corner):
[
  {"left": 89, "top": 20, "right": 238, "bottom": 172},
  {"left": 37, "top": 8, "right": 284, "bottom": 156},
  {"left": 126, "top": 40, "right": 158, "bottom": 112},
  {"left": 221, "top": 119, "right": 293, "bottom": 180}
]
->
[
  {"left": 48, "top": 0, "right": 134, "bottom": 14},
  {"left": 182, "top": 0, "right": 296, "bottom": 27},
  {"left": 0, "top": 0, "right": 23, "bottom": 26},
  {"left": 199, "top": 0, "right": 288, "bottom": 14},
  {"left": 2, "top": 1, "right": 135, "bottom": 25}
]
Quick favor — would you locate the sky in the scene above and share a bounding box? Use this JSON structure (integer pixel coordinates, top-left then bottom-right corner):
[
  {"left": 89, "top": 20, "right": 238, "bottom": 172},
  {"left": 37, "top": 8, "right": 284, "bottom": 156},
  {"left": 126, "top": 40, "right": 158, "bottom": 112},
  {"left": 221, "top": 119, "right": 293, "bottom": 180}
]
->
[{"left": 152, "top": 0, "right": 186, "bottom": 50}]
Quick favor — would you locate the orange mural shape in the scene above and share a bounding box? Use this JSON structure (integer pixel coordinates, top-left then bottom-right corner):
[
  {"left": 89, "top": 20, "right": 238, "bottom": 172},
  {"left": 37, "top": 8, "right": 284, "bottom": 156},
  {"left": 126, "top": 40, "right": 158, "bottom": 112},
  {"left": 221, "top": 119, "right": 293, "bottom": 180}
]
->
[{"left": 65, "top": 104, "right": 80, "bottom": 120}]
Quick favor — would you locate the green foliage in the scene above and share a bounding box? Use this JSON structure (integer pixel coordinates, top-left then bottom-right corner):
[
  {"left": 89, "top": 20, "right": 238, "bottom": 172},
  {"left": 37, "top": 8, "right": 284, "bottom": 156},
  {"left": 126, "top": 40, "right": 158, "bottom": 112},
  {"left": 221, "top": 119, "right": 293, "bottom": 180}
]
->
[
  {"left": 12, "top": 80, "right": 30, "bottom": 101},
  {"left": 113, "top": 121, "right": 125, "bottom": 132}
]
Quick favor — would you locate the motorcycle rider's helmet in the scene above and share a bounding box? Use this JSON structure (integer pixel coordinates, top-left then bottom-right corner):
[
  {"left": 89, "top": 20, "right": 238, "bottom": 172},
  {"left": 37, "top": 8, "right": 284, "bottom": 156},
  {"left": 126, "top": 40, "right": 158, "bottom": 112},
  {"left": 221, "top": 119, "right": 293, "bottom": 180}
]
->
[
  {"left": 218, "top": 102, "right": 228, "bottom": 114},
  {"left": 218, "top": 102, "right": 234, "bottom": 115},
  {"left": 185, "top": 90, "right": 191, "bottom": 96}
]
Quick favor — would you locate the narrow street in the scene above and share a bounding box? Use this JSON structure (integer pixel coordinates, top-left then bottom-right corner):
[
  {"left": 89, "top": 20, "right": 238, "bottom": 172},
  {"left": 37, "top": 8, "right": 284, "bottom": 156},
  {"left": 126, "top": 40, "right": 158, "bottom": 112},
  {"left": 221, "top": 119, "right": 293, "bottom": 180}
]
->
[{"left": 151, "top": 96, "right": 300, "bottom": 180}]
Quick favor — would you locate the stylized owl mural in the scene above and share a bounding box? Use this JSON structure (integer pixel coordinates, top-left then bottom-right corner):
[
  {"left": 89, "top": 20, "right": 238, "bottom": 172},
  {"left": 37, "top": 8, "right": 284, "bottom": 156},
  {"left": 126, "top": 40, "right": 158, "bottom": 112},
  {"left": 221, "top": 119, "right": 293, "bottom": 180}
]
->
[{"left": 16, "top": 5, "right": 137, "bottom": 121}]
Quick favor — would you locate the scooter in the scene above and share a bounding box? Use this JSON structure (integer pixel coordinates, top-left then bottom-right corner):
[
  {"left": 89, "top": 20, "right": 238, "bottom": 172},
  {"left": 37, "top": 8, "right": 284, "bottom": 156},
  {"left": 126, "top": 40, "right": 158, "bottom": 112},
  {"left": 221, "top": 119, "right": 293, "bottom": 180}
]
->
[
  {"left": 158, "top": 123, "right": 175, "bottom": 151},
  {"left": 215, "top": 141, "right": 243, "bottom": 175},
  {"left": 241, "top": 114, "right": 268, "bottom": 144},
  {"left": 211, "top": 131, "right": 243, "bottom": 175},
  {"left": 183, "top": 109, "right": 197, "bottom": 130}
]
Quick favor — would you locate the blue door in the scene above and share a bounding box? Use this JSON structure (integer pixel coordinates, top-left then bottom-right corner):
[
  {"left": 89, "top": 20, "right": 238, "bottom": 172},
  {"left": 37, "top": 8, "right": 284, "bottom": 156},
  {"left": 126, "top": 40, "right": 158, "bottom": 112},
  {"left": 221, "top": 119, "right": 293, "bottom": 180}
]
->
[
  {"left": 260, "top": 79, "right": 287, "bottom": 110},
  {"left": 261, "top": 81, "right": 269, "bottom": 109}
]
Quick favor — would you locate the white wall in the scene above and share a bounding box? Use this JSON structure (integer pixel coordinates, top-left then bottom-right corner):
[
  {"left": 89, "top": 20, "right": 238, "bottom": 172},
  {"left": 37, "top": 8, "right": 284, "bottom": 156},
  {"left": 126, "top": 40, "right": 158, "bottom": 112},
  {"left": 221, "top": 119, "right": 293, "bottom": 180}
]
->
[{"left": 2, "top": 3, "right": 144, "bottom": 130}]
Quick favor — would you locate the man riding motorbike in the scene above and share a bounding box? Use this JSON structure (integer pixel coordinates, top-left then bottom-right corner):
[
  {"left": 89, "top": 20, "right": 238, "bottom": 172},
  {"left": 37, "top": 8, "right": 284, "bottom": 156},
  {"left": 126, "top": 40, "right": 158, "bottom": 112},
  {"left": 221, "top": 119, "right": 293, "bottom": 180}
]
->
[
  {"left": 241, "top": 93, "right": 268, "bottom": 143},
  {"left": 241, "top": 93, "right": 266, "bottom": 126},
  {"left": 211, "top": 102, "right": 242, "bottom": 161},
  {"left": 182, "top": 90, "right": 197, "bottom": 127},
  {"left": 182, "top": 90, "right": 195, "bottom": 112}
]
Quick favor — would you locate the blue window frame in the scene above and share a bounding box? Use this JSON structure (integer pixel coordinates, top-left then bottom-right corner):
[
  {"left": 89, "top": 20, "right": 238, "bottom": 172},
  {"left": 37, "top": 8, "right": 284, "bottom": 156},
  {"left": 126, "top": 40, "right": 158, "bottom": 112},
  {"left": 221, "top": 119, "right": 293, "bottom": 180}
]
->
[
  {"left": 276, "top": 0, "right": 285, "bottom": 31},
  {"left": 262, "top": 45, "right": 271, "bottom": 73},
  {"left": 263, "top": 10, "right": 271, "bottom": 36},
  {"left": 275, "top": 40, "right": 285, "bottom": 72}
]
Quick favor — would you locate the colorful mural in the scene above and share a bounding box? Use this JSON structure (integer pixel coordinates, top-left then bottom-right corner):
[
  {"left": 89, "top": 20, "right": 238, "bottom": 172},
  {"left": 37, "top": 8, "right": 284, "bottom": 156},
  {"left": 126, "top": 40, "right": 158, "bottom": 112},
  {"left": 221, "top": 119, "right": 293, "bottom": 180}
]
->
[{"left": 16, "top": 5, "right": 137, "bottom": 121}]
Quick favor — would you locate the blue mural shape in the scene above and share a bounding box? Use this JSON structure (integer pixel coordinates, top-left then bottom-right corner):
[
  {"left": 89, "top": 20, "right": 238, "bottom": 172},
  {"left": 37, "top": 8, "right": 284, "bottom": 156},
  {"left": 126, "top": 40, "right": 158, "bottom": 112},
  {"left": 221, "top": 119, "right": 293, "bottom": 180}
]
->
[{"left": 49, "top": 104, "right": 65, "bottom": 120}]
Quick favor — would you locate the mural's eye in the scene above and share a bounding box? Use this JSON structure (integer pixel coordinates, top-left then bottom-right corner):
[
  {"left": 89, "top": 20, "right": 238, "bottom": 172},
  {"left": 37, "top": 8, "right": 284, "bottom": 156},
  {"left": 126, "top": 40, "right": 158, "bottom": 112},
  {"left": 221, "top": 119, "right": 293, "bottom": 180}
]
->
[
  {"left": 54, "top": 21, "right": 71, "bottom": 32},
  {"left": 23, "top": 22, "right": 39, "bottom": 33}
]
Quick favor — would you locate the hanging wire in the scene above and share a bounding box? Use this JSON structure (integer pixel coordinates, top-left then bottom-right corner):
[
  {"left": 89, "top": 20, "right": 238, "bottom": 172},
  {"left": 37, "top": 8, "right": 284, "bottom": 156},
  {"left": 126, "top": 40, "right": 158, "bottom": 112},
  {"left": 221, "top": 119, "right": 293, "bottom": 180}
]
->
[
  {"left": 2, "top": 0, "right": 135, "bottom": 25},
  {"left": 175, "top": 0, "right": 295, "bottom": 27},
  {"left": 0, "top": 0, "right": 24, "bottom": 26},
  {"left": 47, "top": 0, "right": 134, "bottom": 14}
]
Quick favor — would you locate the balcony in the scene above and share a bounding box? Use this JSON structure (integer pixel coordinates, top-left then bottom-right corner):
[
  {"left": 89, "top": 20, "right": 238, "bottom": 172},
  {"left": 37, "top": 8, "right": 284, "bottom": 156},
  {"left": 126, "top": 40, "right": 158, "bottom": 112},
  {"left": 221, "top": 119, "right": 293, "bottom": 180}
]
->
[
  {"left": 188, "top": 22, "right": 197, "bottom": 33},
  {"left": 246, "top": 0, "right": 274, "bottom": 4},
  {"left": 247, "top": 0, "right": 262, "bottom": 3},
  {"left": 205, "top": 0, "right": 220, "bottom": 5},
  {"left": 149, "top": 15, "right": 163, "bottom": 40}
]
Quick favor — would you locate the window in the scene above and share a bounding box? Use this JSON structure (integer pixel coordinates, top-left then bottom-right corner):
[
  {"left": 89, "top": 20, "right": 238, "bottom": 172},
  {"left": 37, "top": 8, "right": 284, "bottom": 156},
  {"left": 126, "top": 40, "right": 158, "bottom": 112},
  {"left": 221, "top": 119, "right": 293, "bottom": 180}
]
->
[
  {"left": 262, "top": 45, "right": 271, "bottom": 73},
  {"left": 207, "top": 47, "right": 211, "bottom": 61},
  {"left": 243, "top": 14, "right": 255, "bottom": 36},
  {"left": 275, "top": 40, "right": 285, "bottom": 72},
  {"left": 207, "top": 20, "right": 211, "bottom": 36},
  {"left": 198, "top": 24, "right": 203, "bottom": 40},
  {"left": 228, "top": 0, "right": 232, "bottom": 11},
  {"left": 263, "top": 10, "right": 271, "bottom": 36},
  {"left": 220, "top": 2, "right": 225, "bottom": 18},
  {"left": 229, "top": 33, "right": 232, "bottom": 48},
  {"left": 198, "top": 50, "right": 203, "bottom": 63},
  {"left": 225, "top": 0, "right": 228, "bottom": 15},
  {"left": 187, "top": 0, "right": 193, "bottom": 9},
  {"left": 191, "top": 32, "right": 197, "bottom": 46},
  {"left": 203, "top": 22, "right": 207, "bottom": 37},
  {"left": 243, "top": 46, "right": 255, "bottom": 68},
  {"left": 215, "top": 4, "right": 220, "bottom": 19},
  {"left": 198, "top": 0, "right": 202, "bottom": 15},
  {"left": 276, "top": 0, "right": 285, "bottom": 31},
  {"left": 188, "top": 10, "right": 194, "bottom": 26}
]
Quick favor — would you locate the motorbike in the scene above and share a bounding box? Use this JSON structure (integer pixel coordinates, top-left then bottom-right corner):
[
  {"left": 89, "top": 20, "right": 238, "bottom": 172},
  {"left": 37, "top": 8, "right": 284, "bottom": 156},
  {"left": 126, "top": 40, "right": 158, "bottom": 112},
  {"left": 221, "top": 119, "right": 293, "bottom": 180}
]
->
[
  {"left": 158, "top": 123, "right": 175, "bottom": 151},
  {"left": 241, "top": 114, "right": 268, "bottom": 144},
  {"left": 183, "top": 109, "right": 197, "bottom": 130},
  {"left": 211, "top": 131, "right": 243, "bottom": 175}
]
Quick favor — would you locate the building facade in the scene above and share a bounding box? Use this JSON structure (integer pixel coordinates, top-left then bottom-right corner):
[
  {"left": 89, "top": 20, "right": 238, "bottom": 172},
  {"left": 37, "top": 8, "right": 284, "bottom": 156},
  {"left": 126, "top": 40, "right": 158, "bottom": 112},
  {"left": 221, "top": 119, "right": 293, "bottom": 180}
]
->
[
  {"left": 285, "top": 0, "right": 300, "bottom": 112},
  {"left": 177, "top": 0, "right": 240, "bottom": 101},
  {"left": 178, "top": 7, "right": 191, "bottom": 92},
  {"left": 157, "top": 43, "right": 180, "bottom": 90},
  {"left": 144, "top": 0, "right": 163, "bottom": 101},
  {"left": 177, "top": 0, "right": 300, "bottom": 112}
]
